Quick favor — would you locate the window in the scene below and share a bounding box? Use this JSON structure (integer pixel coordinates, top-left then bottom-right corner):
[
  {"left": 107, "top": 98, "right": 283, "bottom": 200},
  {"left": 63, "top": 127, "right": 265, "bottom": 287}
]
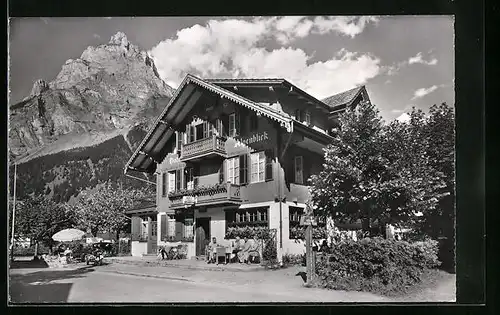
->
[
  {"left": 250, "top": 151, "right": 265, "bottom": 183},
  {"left": 226, "top": 207, "right": 269, "bottom": 232},
  {"left": 259, "top": 209, "right": 268, "bottom": 221},
  {"left": 175, "top": 169, "right": 183, "bottom": 191},
  {"left": 173, "top": 211, "right": 194, "bottom": 241},
  {"left": 295, "top": 109, "right": 301, "bottom": 121},
  {"left": 215, "top": 119, "right": 224, "bottom": 136},
  {"left": 265, "top": 149, "right": 273, "bottom": 181},
  {"left": 305, "top": 110, "right": 311, "bottom": 125},
  {"left": 184, "top": 218, "right": 194, "bottom": 239},
  {"left": 168, "top": 172, "right": 175, "bottom": 192},
  {"left": 294, "top": 156, "right": 303, "bottom": 184},
  {"left": 141, "top": 218, "right": 148, "bottom": 239},
  {"left": 185, "top": 167, "right": 194, "bottom": 190},
  {"left": 249, "top": 210, "right": 258, "bottom": 222},
  {"left": 229, "top": 112, "right": 239, "bottom": 137},
  {"left": 289, "top": 207, "right": 303, "bottom": 223},
  {"left": 187, "top": 123, "right": 195, "bottom": 143},
  {"left": 167, "top": 216, "right": 176, "bottom": 238},
  {"left": 239, "top": 154, "right": 248, "bottom": 184},
  {"left": 227, "top": 157, "right": 240, "bottom": 184},
  {"left": 176, "top": 131, "right": 183, "bottom": 154},
  {"left": 202, "top": 121, "right": 213, "bottom": 139},
  {"left": 162, "top": 172, "right": 167, "bottom": 196}
]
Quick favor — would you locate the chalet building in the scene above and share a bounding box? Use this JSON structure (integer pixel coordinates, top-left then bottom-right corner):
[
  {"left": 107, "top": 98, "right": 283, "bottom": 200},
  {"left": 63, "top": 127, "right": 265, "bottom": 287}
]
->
[{"left": 124, "top": 74, "right": 371, "bottom": 259}]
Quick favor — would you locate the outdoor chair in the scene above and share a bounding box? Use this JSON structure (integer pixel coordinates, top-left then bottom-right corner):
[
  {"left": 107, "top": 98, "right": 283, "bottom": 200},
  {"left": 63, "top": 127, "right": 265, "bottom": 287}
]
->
[
  {"left": 247, "top": 250, "right": 261, "bottom": 264},
  {"left": 215, "top": 246, "right": 227, "bottom": 265}
]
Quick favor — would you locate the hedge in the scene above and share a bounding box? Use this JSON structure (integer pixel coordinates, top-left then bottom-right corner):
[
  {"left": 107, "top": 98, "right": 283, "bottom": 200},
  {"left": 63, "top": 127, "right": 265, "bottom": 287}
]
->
[{"left": 315, "top": 237, "right": 441, "bottom": 295}]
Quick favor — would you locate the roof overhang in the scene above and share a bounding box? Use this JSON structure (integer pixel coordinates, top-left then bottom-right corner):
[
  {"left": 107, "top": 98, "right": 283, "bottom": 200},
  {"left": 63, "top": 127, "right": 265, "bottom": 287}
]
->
[
  {"left": 125, "top": 74, "right": 293, "bottom": 174},
  {"left": 293, "top": 121, "right": 334, "bottom": 146},
  {"left": 125, "top": 205, "right": 157, "bottom": 216},
  {"left": 206, "top": 78, "right": 331, "bottom": 113}
]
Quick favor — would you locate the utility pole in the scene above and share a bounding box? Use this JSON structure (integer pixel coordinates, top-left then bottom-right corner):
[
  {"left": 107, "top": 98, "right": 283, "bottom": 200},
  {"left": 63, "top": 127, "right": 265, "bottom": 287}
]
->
[{"left": 10, "top": 163, "right": 17, "bottom": 262}]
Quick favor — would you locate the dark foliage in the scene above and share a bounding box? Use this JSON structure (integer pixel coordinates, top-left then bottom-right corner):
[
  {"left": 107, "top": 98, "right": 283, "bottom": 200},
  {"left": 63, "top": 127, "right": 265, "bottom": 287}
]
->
[
  {"left": 315, "top": 237, "right": 441, "bottom": 295},
  {"left": 9, "top": 134, "right": 148, "bottom": 203}
]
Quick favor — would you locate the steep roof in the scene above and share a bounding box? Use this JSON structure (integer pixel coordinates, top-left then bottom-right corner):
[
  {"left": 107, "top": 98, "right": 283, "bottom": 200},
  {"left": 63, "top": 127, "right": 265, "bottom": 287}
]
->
[
  {"left": 124, "top": 74, "right": 294, "bottom": 174},
  {"left": 321, "top": 86, "right": 365, "bottom": 109}
]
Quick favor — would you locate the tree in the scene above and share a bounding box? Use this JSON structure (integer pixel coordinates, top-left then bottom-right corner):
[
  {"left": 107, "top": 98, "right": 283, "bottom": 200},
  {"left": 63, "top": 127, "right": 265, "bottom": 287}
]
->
[
  {"left": 9, "top": 195, "right": 76, "bottom": 255},
  {"left": 309, "top": 101, "right": 441, "bottom": 235},
  {"left": 417, "top": 103, "right": 455, "bottom": 270},
  {"left": 66, "top": 181, "right": 151, "bottom": 242}
]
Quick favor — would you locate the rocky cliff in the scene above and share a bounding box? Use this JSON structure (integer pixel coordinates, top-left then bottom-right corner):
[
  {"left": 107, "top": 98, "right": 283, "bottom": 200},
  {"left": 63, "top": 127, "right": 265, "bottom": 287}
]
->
[{"left": 9, "top": 32, "right": 174, "bottom": 202}]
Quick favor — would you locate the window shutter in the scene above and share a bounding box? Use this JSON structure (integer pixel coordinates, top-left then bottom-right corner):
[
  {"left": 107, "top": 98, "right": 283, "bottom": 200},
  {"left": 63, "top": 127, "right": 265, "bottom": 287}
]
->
[
  {"left": 162, "top": 172, "right": 167, "bottom": 196},
  {"left": 202, "top": 121, "right": 208, "bottom": 139},
  {"left": 235, "top": 111, "right": 240, "bottom": 136},
  {"left": 177, "top": 131, "right": 183, "bottom": 154},
  {"left": 265, "top": 149, "right": 273, "bottom": 181},
  {"left": 160, "top": 214, "right": 167, "bottom": 241},
  {"left": 131, "top": 216, "right": 141, "bottom": 241},
  {"left": 239, "top": 154, "right": 248, "bottom": 185},
  {"left": 219, "top": 160, "right": 225, "bottom": 184},
  {"left": 176, "top": 169, "right": 183, "bottom": 190}
]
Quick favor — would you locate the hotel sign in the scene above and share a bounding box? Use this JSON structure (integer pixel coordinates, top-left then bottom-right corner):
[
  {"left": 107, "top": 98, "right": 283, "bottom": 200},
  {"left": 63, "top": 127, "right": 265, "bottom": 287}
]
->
[
  {"left": 234, "top": 131, "right": 269, "bottom": 148},
  {"left": 226, "top": 131, "right": 271, "bottom": 156}
]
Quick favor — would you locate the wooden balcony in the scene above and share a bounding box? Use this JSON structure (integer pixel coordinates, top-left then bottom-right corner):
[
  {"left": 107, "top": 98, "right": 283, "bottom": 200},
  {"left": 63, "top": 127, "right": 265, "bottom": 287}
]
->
[
  {"left": 180, "top": 135, "right": 226, "bottom": 161},
  {"left": 168, "top": 182, "right": 242, "bottom": 209}
]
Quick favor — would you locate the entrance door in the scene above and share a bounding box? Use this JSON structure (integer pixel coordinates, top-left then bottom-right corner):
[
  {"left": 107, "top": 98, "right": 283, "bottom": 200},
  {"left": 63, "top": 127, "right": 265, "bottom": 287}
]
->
[{"left": 195, "top": 217, "right": 210, "bottom": 256}]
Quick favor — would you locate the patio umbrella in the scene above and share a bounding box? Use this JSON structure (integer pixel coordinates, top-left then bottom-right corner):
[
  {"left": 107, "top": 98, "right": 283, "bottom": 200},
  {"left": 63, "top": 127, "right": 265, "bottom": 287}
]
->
[{"left": 52, "top": 228, "right": 86, "bottom": 242}]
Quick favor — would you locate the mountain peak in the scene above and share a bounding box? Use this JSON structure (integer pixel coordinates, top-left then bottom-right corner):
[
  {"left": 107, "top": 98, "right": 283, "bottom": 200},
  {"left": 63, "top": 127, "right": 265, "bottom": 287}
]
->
[
  {"left": 109, "top": 31, "right": 130, "bottom": 47},
  {"left": 30, "top": 79, "right": 49, "bottom": 97}
]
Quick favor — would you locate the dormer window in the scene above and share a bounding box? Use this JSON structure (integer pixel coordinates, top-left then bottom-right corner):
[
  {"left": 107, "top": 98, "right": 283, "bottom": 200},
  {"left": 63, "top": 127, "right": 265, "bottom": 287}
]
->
[
  {"left": 229, "top": 112, "right": 240, "bottom": 137},
  {"left": 305, "top": 110, "right": 311, "bottom": 125}
]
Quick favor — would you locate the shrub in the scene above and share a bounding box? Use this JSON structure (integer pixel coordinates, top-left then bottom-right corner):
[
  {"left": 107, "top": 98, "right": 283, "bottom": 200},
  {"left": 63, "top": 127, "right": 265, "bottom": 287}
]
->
[
  {"left": 225, "top": 226, "right": 272, "bottom": 239},
  {"left": 13, "top": 244, "right": 50, "bottom": 256},
  {"left": 315, "top": 237, "right": 441, "bottom": 295},
  {"left": 283, "top": 253, "right": 306, "bottom": 266}
]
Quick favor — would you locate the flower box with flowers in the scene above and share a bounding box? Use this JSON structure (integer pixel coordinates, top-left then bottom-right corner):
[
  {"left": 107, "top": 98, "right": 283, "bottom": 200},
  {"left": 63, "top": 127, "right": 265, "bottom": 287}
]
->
[
  {"left": 168, "top": 183, "right": 228, "bottom": 199},
  {"left": 225, "top": 225, "right": 272, "bottom": 239}
]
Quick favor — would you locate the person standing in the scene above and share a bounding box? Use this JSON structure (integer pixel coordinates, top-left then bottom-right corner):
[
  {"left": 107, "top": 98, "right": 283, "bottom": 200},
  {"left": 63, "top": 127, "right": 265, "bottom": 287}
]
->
[{"left": 206, "top": 237, "right": 218, "bottom": 264}]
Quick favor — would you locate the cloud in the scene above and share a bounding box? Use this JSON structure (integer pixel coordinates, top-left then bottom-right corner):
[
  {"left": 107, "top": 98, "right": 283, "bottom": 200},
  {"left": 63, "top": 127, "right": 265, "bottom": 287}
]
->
[
  {"left": 408, "top": 52, "right": 438, "bottom": 65},
  {"left": 149, "top": 16, "right": 381, "bottom": 99},
  {"left": 40, "top": 18, "right": 50, "bottom": 24},
  {"left": 313, "top": 16, "right": 379, "bottom": 38},
  {"left": 396, "top": 113, "right": 411, "bottom": 123},
  {"left": 103, "top": 17, "right": 113, "bottom": 20},
  {"left": 391, "top": 109, "right": 404, "bottom": 113},
  {"left": 384, "top": 51, "right": 438, "bottom": 76},
  {"left": 411, "top": 85, "right": 443, "bottom": 100},
  {"left": 93, "top": 34, "right": 101, "bottom": 39}
]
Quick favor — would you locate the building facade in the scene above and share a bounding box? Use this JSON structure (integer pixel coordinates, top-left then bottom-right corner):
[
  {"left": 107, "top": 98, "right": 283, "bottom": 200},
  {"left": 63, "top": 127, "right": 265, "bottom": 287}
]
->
[{"left": 125, "top": 74, "right": 370, "bottom": 259}]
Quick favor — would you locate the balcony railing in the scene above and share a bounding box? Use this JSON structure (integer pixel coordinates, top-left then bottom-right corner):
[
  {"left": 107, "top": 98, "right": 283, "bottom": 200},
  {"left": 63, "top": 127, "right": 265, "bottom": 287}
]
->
[
  {"left": 180, "top": 135, "right": 226, "bottom": 161},
  {"left": 168, "top": 182, "right": 242, "bottom": 209}
]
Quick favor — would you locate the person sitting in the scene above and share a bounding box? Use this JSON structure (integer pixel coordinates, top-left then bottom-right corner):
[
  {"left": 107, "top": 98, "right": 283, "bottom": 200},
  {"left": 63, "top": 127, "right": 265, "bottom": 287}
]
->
[
  {"left": 237, "top": 237, "right": 251, "bottom": 263},
  {"left": 206, "top": 237, "right": 218, "bottom": 264},
  {"left": 231, "top": 237, "right": 244, "bottom": 263},
  {"left": 247, "top": 235, "right": 261, "bottom": 264}
]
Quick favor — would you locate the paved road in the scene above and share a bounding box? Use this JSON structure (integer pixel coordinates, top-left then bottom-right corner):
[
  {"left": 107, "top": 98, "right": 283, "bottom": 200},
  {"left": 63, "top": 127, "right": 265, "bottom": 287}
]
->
[{"left": 9, "top": 264, "right": 393, "bottom": 303}]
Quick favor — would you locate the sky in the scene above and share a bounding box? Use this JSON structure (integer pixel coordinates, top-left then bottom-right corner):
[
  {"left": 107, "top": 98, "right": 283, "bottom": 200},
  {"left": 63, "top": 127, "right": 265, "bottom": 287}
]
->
[{"left": 8, "top": 16, "right": 454, "bottom": 122}]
